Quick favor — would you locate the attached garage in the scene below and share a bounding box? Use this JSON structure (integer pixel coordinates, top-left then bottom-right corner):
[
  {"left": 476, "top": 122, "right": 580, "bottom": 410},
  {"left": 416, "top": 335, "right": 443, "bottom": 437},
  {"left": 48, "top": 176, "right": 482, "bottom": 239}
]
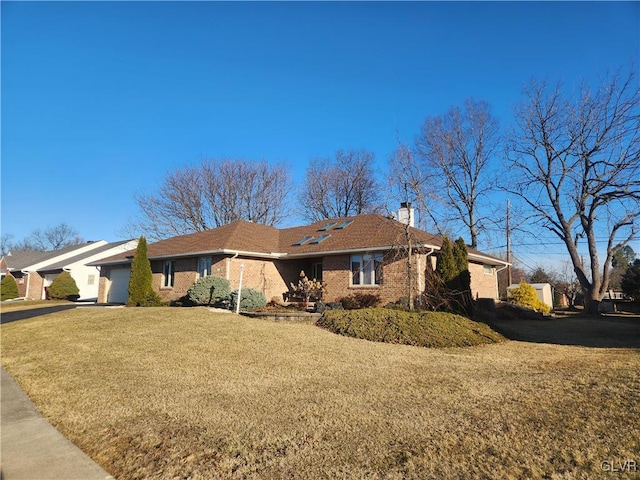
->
[{"left": 107, "top": 268, "right": 130, "bottom": 304}]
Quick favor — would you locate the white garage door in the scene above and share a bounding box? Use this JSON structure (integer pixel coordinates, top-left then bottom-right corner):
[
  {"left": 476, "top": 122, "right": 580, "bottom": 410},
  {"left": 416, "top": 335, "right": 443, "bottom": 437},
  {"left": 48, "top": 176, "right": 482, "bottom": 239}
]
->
[{"left": 107, "top": 268, "right": 131, "bottom": 304}]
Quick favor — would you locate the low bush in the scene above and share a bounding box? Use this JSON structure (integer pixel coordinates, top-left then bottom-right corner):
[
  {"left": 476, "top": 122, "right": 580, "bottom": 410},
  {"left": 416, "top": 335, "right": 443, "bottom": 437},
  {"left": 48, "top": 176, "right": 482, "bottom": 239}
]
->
[
  {"left": 337, "top": 292, "right": 381, "bottom": 309},
  {"left": 317, "top": 308, "right": 504, "bottom": 348},
  {"left": 48, "top": 272, "right": 80, "bottom": 300},
  {"left": 187, "top": 276, "right": 231, "bottom": 306},
  {"left": 230, "top": 287, "right": 267, "bottom": 312},
  {"left": 508, "top": 281, "right": 552, "bottom": 315},
  {"left": 135, "top": 291, "right": 165, "bottom": 307},
  {"left": 1, "top": 274, "right": 19, "bottom": 301}
]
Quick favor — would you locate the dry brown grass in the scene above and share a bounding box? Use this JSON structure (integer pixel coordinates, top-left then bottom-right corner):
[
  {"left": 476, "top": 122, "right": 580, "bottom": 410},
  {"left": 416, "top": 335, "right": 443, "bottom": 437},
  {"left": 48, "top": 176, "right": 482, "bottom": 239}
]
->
[{"left": 1, "top": 307, "right": 639, "bottom": 479}]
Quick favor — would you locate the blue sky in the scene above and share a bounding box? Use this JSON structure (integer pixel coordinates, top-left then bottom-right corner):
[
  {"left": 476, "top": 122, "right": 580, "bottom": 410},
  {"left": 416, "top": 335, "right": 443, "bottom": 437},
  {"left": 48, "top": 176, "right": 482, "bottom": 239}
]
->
[{"left": 2, "top": 1, "right": 639, "bottom": 267}]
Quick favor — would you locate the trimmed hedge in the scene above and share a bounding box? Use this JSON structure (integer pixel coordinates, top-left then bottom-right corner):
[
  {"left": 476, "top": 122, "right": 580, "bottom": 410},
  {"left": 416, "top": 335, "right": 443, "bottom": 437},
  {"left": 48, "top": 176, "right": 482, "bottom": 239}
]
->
[
  {"left": 230, "top": 287, "right": 267, "bottom": 312},
  {"left": 317, "top": 308, "right": 505, "bottom": 348},
  {"left": 187, "top": 276, "right": 231, "bottom": 306},
  {"left": 1, "top": 274, "right": 19, "bottom": 301},
  {"left": 48, "top": 272, "right": 79, "bottom": 300}
]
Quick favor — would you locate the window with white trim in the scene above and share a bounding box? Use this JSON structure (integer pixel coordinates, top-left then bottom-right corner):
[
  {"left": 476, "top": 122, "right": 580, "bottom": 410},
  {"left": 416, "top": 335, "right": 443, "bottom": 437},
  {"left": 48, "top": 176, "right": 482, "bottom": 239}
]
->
[
  {"left": 197, "top": 256, "right": 212, "bottom": 278},
  {"left": 483, "top": 264, "right": 493, "bottom": 275},
  {"left": 351, "top": 253, "right": 383, "bottom": 286},
  {"left": 163, "top": 260, "right": 175, "bottom": 288}
]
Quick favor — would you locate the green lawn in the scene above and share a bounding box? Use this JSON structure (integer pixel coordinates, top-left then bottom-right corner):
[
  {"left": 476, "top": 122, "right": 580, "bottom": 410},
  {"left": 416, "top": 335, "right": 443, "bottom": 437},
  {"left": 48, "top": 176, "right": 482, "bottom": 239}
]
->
[{"left": 1, "top": 307, "right": 639, "bottom": 479}]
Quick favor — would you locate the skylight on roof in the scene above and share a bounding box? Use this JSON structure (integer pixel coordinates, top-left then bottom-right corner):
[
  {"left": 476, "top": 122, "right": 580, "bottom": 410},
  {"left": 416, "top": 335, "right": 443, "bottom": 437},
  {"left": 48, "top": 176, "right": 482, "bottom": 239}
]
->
[
  {"left": 293, "top": 236, "right": 314, "bottom": 246},
  {"left": 319, "top": 222, "right": 337, "bottom": 231},
  {"left": 334, "top": 220, "right": 353, "bottom": 230},
  {"left": 309, "top": 234, "right": 330, "bottom": 244}
]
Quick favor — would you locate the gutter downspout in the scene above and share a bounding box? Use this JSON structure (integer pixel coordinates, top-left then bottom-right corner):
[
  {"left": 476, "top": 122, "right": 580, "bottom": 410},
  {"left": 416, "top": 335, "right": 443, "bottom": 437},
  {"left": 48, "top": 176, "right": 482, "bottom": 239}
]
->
[
  {"left": 419, "top": 248, "right": 436, "bottom": 296},
  {"left": 21, "top": 269, "right": 31, "bottom": 300},
  {"left": 226, "top": 252, "right": 239, "bottom": 281},
  {"left": 495, "top": 264, "right": 510, "bottom": 301}
]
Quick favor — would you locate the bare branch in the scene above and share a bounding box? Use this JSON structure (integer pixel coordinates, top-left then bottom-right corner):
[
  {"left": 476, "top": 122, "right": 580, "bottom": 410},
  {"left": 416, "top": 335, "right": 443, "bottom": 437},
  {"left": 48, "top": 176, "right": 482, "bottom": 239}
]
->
[{"left": 504, "top": 67, "right": 640, "bottom": 311}]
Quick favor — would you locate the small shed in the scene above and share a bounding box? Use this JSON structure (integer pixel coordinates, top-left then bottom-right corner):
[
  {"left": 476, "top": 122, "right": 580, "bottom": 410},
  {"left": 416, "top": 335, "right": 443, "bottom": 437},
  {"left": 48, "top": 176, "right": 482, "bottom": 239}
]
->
[{"left": 507, "top": 283, "right": 554, "bottom": 309}]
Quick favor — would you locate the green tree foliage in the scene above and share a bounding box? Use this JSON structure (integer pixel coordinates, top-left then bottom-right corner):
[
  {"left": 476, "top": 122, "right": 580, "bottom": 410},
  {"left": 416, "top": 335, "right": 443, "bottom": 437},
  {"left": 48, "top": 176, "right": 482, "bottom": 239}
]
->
[
  {"left": 436, "top": 237, "right": 456, "bottom": 284},
  {"left": 127, "top": 237, "right": 163, "bottom": 307},
  {"left": 610, "top": 246, "right": 637, "bottom": 290},
  {"left": 621, "top": 260, "right": 640, "bottom": 301},
  {"left": 452, "top": 238, "right": 473, "bottom": 316},
  {"left": 186, "top": 276, "right": 231, "bottom": 306},
  {"left": 432, "top": 236, "right": 473, "bottom": 316},
  {"left": 47, "top": 272, "right": 79, "bottom": 300},
  {"left": 528, "top": 266, "right": 558, "bottom": 285},
  {"left": 508, "top": 281, "right": 551, "bottom": 314},
  {"left": 612, "top": 245, "right": 636, "bottom": 269},
  {"left": 1, "top": 274, "right": 19, "bottom": 301},
  {"left": 452, "top": 238, "right": 471, "bottom": 290}
]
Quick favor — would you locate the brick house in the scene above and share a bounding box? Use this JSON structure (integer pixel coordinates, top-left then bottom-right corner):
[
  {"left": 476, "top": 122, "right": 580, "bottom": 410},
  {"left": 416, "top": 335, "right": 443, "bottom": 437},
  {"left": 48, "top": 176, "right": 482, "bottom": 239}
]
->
[{"left": 94, "top": 213, "right": 509, "bottom": 305}]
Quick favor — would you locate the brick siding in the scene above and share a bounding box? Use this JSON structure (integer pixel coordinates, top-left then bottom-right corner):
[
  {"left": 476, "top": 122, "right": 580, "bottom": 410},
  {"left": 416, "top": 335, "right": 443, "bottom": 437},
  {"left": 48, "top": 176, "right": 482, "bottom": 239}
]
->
[
  {"left": 469, "top": 262, "right": 499, "bottom": 300},
  {"left": 26, "top": 272, "right": 44, "bottom": 300},
  {"left": 97, "top": 250, "right": 501, "bottom": 305}
]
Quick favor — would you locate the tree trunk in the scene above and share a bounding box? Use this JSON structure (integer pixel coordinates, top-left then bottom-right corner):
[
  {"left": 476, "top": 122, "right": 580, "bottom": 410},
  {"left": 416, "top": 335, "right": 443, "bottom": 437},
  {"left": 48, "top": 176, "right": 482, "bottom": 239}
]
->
[{"left": 582, "top": 287, "right": 601, "bottom": 315}]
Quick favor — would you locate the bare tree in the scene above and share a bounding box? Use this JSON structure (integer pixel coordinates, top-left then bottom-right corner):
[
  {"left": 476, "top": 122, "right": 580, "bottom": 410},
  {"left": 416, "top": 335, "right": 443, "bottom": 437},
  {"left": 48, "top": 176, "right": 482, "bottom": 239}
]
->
[
  {"left": 505, "top": 69, "right": 640, "bottom": 313},
  {"left": 2, "top": 224, "right": 84, "bottom": 252},
  {"left": 389, "top": 144, "right": 447, "bottom": 236},
  {"left": 555, "top": 260, "right": 582, "bottom": 309},
  {"left": 132, "top": 158, "right": 292, "bottom": 240},
  {"left": 406, "top": 99, "right": 500, "bottom": 249},
  {"left": 1, "top": 234, "right": 14, "bottom": 255},
  {"left": 299, "top": 149, "right": 381, "bottom": 221}
]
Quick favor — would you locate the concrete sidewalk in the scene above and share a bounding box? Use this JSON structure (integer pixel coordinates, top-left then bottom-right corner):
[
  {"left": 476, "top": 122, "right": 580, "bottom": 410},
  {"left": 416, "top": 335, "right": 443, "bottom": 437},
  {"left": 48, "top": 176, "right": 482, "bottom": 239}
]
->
[{"left": 1, "top": 368, "right": 114, "bottom": 480}]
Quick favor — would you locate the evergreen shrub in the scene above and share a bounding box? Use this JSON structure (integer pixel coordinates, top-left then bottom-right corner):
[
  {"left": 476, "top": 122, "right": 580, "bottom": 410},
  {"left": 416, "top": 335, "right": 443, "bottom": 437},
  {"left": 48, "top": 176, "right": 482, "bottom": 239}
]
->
[
  {"left": 48, "top": 272, "right": 80, "bottom": 300},
  {"left": 317, "top": 308, "right": 504, "bottom": 347},
  {"left": 187, "top": 276, "right": 231, "bottom": 306},
  {"left": 230, "top": 287, "right": 267, "bottom": 312},
  {"left": 127, "top": 237, "right": 163, "bottom": 306},
  {"left": 507, "top": 281, "right": 551, "bottom": 314},
  {"left": 1, "top": 274, "right": 19, "bottom": 301}
]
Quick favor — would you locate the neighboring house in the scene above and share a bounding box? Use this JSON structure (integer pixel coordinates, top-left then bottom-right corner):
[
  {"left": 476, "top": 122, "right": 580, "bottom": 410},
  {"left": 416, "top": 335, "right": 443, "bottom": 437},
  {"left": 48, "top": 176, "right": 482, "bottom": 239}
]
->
[
  {"left": 94, "top": 211, "right": 509, "bottom": 305},
  {"left": 1, "top": 240, "right": 138, "bottom": 301}
]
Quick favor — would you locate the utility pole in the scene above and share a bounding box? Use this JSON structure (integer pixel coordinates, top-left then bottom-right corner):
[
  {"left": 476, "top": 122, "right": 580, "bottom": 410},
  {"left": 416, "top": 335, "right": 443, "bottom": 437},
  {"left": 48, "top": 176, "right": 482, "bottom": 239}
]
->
[{"left": 506, "top": 199, "right": 512, "bottom": 287}]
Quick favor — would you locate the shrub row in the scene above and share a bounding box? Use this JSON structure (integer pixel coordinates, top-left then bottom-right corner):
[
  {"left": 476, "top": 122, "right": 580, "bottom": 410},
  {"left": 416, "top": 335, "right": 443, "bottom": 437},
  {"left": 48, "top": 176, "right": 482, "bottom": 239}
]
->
[
  {"left": 317, "top": 308, "right": 504, "bottom": 348},
  {"left": 186, "top": 276, "right": 267, "bottom": 311}
]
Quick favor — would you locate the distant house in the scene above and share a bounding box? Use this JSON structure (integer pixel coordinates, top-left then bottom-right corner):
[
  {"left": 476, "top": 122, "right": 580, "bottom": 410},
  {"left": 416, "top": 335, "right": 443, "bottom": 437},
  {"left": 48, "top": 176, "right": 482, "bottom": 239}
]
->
[
  {"left": 94, "top": 210, "right": 509, "bottom": 306},
  {"left": 1, "top": 240, "right": 138, "bottom": 301}
]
